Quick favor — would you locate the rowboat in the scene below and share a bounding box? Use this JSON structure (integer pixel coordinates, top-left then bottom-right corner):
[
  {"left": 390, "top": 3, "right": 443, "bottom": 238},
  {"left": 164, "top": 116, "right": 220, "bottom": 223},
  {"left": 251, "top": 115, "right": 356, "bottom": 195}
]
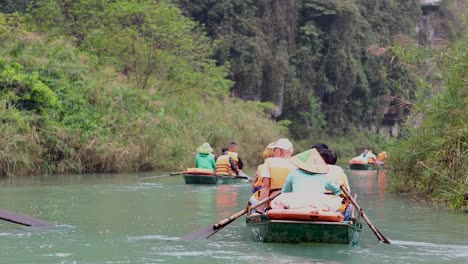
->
[
  {"left": 183, "top": 173, "right": 249, "bottom": 184},
  {"left": 183, "top": 168, "right": 250, "bottom": 184},
  {"left": 349, "top": 163, "right": 379, "bottom": 170},
  {"left": 245, "top": 213, "right": 361, "bottom": 244}
]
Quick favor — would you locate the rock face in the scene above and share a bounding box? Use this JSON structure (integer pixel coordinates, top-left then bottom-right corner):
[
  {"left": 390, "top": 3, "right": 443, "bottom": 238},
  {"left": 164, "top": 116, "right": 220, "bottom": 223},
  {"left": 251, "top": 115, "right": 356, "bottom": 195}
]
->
[{"left": 417, "top": 0, "right": 464, "bottom": 46}]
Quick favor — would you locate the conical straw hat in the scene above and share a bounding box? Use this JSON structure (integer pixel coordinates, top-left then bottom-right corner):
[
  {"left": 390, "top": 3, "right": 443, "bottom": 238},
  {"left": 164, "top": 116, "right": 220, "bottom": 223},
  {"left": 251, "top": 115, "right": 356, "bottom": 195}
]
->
[
  {"left": 290, "top": 148, "right": 329, "bottom": 174},
  {"left": 196, "top": 142, "right": 213, "bottom": 154}
]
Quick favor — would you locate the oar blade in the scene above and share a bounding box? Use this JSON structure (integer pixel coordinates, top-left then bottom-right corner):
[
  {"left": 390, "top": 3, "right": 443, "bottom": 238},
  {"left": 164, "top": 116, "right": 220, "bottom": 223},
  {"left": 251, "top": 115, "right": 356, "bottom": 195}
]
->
[
  {"left": 179, "top": 225, "right": 221, "bottom": 241},
  {"left": 0, "top": 209, "right": 54, "bottom": 227}
]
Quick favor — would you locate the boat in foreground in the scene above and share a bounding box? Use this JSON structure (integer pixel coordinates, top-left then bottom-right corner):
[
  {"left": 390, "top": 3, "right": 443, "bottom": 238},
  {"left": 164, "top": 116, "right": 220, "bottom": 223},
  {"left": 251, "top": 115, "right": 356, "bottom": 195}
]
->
[{"left": 245, "top": 214, "right": 361, "bottom": 244}]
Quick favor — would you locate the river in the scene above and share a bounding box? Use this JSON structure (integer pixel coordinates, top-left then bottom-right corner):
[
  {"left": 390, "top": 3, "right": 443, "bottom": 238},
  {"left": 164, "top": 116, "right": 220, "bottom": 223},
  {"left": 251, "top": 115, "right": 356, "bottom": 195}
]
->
[{"left": 0, "top": 169, "right": 467, "bottom": 263}]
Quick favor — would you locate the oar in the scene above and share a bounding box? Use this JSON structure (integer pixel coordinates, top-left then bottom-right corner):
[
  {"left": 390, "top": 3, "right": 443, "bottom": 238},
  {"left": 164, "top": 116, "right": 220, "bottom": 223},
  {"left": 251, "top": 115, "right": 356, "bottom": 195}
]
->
[
  {"left": 340, "top": 185, "right": 391, "bottom": 244},
  {"left": 137, "top": 172, "right": 184, "bottom": 183},
  {"left": 180, "top": 192, "right": 281, "bottom": 240},
  {"left": 0, "top": 209, "right": 54, "bottom": 227}
]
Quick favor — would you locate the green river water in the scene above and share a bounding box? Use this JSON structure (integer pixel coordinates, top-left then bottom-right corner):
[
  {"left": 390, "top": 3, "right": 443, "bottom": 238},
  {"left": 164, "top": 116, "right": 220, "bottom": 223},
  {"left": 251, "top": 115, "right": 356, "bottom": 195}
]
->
[{"left": 0, "top": 169, "right": 467, "bottom": 264}]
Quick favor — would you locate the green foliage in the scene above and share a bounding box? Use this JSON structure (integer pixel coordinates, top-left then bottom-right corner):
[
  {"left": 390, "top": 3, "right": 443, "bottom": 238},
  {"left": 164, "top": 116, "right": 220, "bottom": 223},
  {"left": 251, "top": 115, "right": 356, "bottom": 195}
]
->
[
  {"left": 388, "top": 37, "right": 468, "bottom": 211},
  {"left": 176, "top": 0, "right": 422, "bottom": 137},
  {"left": 0, "top": 59, "right": 58, "bottom": 114},
  {"left": 29, "top": 0, "right": 231, "bottom": 95},
  {"left": 0, "top": 4, "right": 285, "bottom": 177}
]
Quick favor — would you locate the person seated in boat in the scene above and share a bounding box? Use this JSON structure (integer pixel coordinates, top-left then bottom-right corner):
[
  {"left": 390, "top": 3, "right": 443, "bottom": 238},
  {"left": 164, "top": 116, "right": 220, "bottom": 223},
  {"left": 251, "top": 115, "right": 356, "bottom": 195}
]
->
[
  {"left": 256, "top": 138, "right": 296, "bottom": 213},
  {"left": 195, "top": 142, "right": 216, "bottom": 171},
  {"left": 310, "top": 143, "right": 329, "bottom": 152},
  {"left": 366, "top": 149, "right": 377, "bottom": 164},
  {"left": 227, "top": 142, "right": 245, "bottom": 176},
  {"left": 376, "top": 151, "right": 388, "bottom": 165},
  {"left": 272, "top": 148, "right": 344, "bottom": 212},
  {"left": 215, "top": 148, "right": 239, "bottom": 176},
  {"left": 350, "top": 148, "right": 369, "bottom": 164},
  {"left": 248, "top": 142, "right": 275, "bottom": 209},
  {"left": 318, "top": 148, "right": 350, "bottom": 191},
  {"left": 318, "top": 148, "right": 353, "bottom": 219}
]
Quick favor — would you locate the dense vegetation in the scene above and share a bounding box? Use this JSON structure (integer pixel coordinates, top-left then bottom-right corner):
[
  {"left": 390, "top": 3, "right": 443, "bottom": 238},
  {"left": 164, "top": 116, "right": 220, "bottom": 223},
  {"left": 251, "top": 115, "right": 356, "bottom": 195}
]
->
[
  {"left": 1, "top": 0, "right": 465, "bottom": 210},
  {"left": 388, "top": 35, "right": 467, "bottom": 211},
  {"left": 0, "top": 1, "right": 285, "bottom": 177},
  {"left": 175, "top": 0, "right": 421, "bottom": 138}
]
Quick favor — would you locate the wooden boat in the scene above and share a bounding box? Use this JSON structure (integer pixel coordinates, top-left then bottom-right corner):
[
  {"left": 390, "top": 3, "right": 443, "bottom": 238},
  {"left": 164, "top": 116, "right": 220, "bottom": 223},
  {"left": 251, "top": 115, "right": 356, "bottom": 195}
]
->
[
  {"left": 183, "top": 173, "right": 249, "bottom": 184},
  {"left": 183, "top": 168, "right": 250, "bottom": 184},
  {"left": 349, "top": 163, "right": 379, "bottom": 170},
  {"left": 245, "top": 213, "right": 361, "bottom": 244}
]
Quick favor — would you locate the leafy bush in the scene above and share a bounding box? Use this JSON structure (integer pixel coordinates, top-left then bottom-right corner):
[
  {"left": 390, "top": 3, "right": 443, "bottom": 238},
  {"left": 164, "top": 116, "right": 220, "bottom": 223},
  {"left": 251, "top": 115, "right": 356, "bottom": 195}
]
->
[{"left": 388, "top": 37, "right": 467, "bottom": 211}]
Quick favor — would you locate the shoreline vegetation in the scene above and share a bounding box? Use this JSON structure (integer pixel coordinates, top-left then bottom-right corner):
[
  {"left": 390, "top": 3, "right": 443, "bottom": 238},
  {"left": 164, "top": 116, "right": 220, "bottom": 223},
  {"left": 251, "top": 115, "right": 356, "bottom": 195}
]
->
[
  {"left": 0, "top": 1, "right": 387, "bottom": 177},
  {"left": 0, "top": 3, "right": 286, "bottom": 176},
  {"left": 0, "top": 0, "right": 465, "bottom": 212},
  {"left": 388, "top": 36, "right": 467, "bottom": 212}
]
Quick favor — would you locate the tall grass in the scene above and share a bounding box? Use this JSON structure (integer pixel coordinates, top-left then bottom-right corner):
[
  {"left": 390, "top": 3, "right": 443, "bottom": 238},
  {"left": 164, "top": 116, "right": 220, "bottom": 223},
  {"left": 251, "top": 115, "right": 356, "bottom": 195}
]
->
[
  {"left": 388, "top": 37, "right": 467, "bottom": 211},
  {"left": 0, "top": 13, "right": 285, "bottom": 177}
]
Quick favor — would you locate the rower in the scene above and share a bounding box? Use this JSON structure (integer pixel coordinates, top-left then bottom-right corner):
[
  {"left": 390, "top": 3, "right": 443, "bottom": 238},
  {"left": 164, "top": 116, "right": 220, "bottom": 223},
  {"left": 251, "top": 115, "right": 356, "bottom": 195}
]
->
[{"left": 227, "top": 142, "right": 244, "bottom": 173}]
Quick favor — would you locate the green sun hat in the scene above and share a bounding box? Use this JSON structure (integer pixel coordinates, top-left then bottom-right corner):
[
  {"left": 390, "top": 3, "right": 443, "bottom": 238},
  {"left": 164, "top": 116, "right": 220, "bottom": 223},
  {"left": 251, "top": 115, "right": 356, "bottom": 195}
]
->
[
  {"left": 290, "top": 148, "right": 329, "bottom": 174},
  {"left": 197, "top": 142, "right": 213, "bottom": 154}
]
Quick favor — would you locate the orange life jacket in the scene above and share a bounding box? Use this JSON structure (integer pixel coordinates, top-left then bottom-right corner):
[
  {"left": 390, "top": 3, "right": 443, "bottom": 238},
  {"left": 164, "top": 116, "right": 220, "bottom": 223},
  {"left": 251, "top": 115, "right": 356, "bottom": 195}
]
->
[
  {"left": 215, "top": 155, "right": 235, "bottom": 175},
  {"left": 266, "top": 157, "right": 296, "bottom": 192},
  {"left": 252, "top": 164, "right": 265, "bottom": 200},
  {"left": 227, "top": 151, "right": 239, "bottom": 169},
  {"left": 377, "top": 152, "right": 388, "bottom": 163}
]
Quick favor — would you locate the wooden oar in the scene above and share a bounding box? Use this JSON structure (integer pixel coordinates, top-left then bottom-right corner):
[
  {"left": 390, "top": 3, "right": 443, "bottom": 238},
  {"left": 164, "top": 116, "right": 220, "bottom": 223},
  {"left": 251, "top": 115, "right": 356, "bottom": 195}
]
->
[
  {"left": 180, "top": 192, "right": 281, "bottom": 240},
  {"left": 0, "top": 209, "right": 54, "bottom": 227},
  {"left": 340, "top": 185, "right": 391, "bottom": 244},
  {"left": 137, "top": 172, "right": 184, "bottom": 183}
]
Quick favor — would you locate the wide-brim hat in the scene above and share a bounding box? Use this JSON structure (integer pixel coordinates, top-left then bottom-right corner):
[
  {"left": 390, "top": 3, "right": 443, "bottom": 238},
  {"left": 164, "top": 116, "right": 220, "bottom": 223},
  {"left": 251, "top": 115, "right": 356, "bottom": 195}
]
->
[
  {"left": 290, "top": 148, "right": 329, "bottom": 174},
  {"left": 197, "top": 142, "right": 213, "bottom": 154}
]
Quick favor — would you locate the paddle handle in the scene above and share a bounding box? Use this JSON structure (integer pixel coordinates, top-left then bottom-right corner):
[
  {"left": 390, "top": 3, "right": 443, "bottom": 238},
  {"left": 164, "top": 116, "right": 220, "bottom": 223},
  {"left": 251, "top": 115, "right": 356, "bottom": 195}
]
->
[
  {"left": 213, "top": 209, "right": 247, "bottom": 229},
  {"left": 213, "top": 192, "right": 281, "bottom": 230},
  {"left": 341, "top": 185, "right": 391, "bottom": 244}
]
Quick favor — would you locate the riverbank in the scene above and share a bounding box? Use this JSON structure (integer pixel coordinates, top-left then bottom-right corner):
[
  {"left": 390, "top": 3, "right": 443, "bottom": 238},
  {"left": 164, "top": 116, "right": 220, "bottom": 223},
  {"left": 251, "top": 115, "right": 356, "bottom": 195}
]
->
[
  {"left": 0, "top": 9, "right": 285, "bottom": 177},
  {"left": 387, "top": 35, "right": 467, "bottom": 211}
]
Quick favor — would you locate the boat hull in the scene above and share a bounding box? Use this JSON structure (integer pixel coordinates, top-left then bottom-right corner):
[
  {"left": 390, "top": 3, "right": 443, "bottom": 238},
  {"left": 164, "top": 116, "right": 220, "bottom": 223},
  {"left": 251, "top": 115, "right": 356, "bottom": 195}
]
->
[
  {"left": 183, "top": 174, "right": 248, "bottom": 184},
  {"left": 246, "top": 216, "right": 359, "bottom": 244},
  {"left": 349, "top": 163, "right": 379, "bottom": 170}
]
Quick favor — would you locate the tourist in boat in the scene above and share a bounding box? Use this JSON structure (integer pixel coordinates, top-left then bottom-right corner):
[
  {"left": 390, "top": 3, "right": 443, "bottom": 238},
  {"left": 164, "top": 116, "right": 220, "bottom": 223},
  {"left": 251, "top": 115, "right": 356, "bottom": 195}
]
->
[
  {"left": 376, "top": 151, "right": 388, "bottom": 165},
  {"left": 195, "top": 143, "right": 216, "bottom": 169},
  {"left": 215, "top": 148, "right": 239, "bottom": 176},
  {"left": 318, "top": 148, "right": 350, "bottom": 191},
  {"left": 310, "top": 143, "right": 329, "bottom": 152},
  {"left": 228, "top": 142, "right": 248, "bottom": 177},
  {"left": 271, "top": 148, "right": 344, "bottom": 212},
  {"left": 248, "top": 142, "right": 275, "bottom": 209},
  {"left": 318, "top": 148, "right": 353, "bottom": 219},
  {"left": 194, "top": 142, "right": 216, "bottom": 171},
  {"left": 366, "top": 149, "right": 377, "bottom": 164},
  {"left": 227, "top": 142, "right": 243, "bottom": 169},
  {"left": 350, "top": 148, "right": 370, "bottom": 164},
  {"left": 256, "top": 138, "right": 296, "bottom": 213}
]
